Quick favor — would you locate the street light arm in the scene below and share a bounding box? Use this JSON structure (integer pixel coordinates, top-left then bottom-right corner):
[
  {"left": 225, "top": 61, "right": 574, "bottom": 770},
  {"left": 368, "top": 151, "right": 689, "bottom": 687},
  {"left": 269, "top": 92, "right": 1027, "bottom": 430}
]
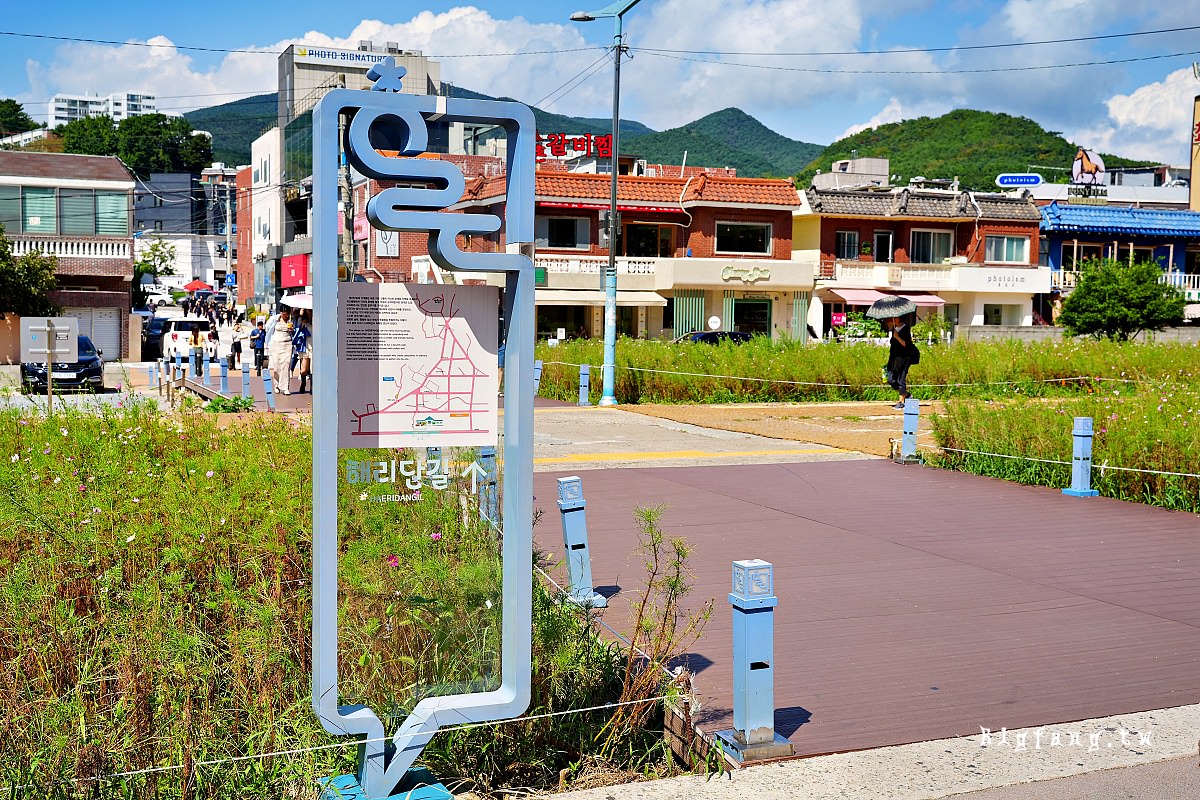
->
[{"left": 572, "top": 0, "right": 643, "bottom": 19}]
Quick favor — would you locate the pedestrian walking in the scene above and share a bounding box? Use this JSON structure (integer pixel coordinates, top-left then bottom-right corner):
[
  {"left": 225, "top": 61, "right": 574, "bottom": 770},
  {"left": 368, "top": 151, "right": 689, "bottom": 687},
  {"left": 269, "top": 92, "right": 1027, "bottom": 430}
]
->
[
  {"left": 230, "top": 321, "right": 248, "bottom": 369},
  {"left": 249, "top": 320, "right": 266, "bottom": 374},
  {"left": 265, "top": 308, "right": 295, "bottom": 395},
  {"left": 292, "top": 311, "right": 313, "bottom": 393},
  {"left": 885, "top": 316, "right": 920, "bottom": 409}
]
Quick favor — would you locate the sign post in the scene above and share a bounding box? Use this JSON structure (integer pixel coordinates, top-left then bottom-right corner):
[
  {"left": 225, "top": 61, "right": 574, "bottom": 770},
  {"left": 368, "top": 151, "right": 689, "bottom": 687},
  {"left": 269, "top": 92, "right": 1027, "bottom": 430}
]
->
[
  {"left": 21, "top": 317, "right": 79, "bottom": 416},
  {"left": 311, "top": 61, "right": 537, "bottom": 799}
]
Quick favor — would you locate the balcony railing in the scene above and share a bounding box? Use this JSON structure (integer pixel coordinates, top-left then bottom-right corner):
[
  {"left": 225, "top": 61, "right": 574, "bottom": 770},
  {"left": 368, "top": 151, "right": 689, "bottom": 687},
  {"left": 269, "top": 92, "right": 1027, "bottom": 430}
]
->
[
  {"left": 539, "top": 254, "right": 656, "bottom": 275},
  {"left": 11, "top": 238, "right": 131, "bottom": 260},
  {"left": 821, "top": 258, "right": 956, "bottom": 288},
  {"left": 1053, "top": 269, "right": 1200, "bottom": 299}
]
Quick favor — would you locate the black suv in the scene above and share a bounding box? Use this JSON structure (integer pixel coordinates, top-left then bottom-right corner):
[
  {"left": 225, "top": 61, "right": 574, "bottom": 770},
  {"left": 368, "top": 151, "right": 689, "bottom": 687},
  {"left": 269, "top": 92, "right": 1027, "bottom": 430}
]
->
[
  {"left": 21, "top": 335, "right": 106, "bottom": 393},
  {"left": 141, "top": 316, "right": 169, "bottom": 360}
]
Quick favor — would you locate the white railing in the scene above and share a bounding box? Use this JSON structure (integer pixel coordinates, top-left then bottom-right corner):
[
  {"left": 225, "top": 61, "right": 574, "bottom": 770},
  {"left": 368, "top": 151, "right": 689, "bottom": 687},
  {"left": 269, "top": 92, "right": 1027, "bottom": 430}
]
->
[
  {"left": 1054, "top": 270, "right": 1200, "bottom": 298},
  {"left": 538, "top": 254, "right": 657, "bottom": 275},
  {"left": 831, "top": 260, "right": 955, "bottom": 288},
  {"left": 11, "top": 238, "right": 131, "bottom": 260}
]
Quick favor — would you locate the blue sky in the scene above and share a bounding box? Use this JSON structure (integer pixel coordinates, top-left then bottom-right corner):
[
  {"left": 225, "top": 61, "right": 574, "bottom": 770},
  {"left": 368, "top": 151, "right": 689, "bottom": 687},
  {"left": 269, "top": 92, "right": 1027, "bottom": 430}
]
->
[{"left": 2, "top": 1, "right": 1200, "bottom": 165}]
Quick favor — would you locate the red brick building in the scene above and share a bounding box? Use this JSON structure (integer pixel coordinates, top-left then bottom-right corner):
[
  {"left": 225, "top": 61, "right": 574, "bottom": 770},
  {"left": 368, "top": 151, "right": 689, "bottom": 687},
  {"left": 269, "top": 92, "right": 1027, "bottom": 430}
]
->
[{"left": 0, "top": 151, "right": 135, "bottom": 357}]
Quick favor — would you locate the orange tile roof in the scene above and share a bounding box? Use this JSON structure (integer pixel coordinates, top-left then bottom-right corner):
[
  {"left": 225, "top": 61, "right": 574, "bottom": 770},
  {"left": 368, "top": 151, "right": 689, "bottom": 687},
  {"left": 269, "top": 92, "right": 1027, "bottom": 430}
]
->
[{"left": 463, "top": 171, "right": 799, "bottom": 208}]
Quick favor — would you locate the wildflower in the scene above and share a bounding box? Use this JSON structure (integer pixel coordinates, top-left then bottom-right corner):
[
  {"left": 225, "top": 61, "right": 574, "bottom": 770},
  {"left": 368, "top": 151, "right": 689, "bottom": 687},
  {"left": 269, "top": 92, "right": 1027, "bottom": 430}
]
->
[
  {"left": 53, "top": 477, "right": 61, "bottom": 484},
  {"left": 92, "top": 507, "right": 100, "bottom": 514},
  {"left": 205, "top": 470, "right": 214, "bottom": 478},
  {"left": 60, "top": 428, "right": 68, "bottom": 436},
  {"left": 9, "top": 453, "right": 17, "bottom": 462},
  {"left": 387, "top": 555, "right": 399, "bottom": 568},
  {"left": 18, "top": 419, "right": 29, "bottom": 426},
  {"left": 78, "top": 485, "right": 86, "bottom": 492},
  {"left": 42, "top": 447, "right": 50, "bottom": 455},
  {"left": 125, "top": 533, "right": 136, "bottom": 543},
  {"left": 359, "top": 492, "right": 368, "bottom": 501},
  {"left": 430, "top": 532, "right": 443, "bottom": 542},
  {"left": 132, "top": 498, "right": 140, "bottom": 503},
  {"left": 80, "top": 519, "right": 91, "bottom": 525}
]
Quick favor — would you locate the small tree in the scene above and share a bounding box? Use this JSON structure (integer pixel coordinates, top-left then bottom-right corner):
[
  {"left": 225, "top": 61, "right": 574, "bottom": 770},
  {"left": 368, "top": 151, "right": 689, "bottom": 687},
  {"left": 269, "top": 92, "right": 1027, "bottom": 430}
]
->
[
  {"left": 0, "top": 225, "right": 60, "bottom": 316},
  {"left": 1058, "top": 257, "right": 1186, "bottom": 341},
  {"left": 0, "top": 99, "right": 39, "bottom": 136},
  {"left": 132, "top": 238, "right": 177, "bottom": 308}
]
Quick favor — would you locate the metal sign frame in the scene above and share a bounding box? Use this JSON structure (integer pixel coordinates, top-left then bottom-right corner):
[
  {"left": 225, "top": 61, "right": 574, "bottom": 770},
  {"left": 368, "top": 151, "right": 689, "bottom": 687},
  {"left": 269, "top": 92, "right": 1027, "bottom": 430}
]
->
[{"left": 311, "top": 66, "right": 536, "bottom": 798}]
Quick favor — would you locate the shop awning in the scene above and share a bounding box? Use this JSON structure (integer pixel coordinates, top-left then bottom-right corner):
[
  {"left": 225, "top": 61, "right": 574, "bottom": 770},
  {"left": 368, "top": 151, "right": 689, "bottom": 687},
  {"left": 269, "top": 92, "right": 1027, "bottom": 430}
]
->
[
  {"left": 897, "top": 291, "right": 946, "bottom": 307},
  {"left": 828, "top": 288, "right": 888, "bottom": 306},
  {"left": 535, "top": 289, "right": 667, "bottom": 307}
]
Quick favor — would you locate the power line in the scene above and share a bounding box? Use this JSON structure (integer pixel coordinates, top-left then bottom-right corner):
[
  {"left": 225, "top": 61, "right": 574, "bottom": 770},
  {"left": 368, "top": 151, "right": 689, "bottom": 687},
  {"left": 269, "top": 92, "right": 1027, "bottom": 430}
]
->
[
  {"left": 0, "top": 29, "right": 597, "bottom": 59},
  {"left": 533, "top": 48, "right": 614, "bottom": 110},
  {"left": 635, "top": 47, "right": 1200, "bottom": 76},
  {"left": 629, "top": 23, "right": 1200, "bottom": 58}
]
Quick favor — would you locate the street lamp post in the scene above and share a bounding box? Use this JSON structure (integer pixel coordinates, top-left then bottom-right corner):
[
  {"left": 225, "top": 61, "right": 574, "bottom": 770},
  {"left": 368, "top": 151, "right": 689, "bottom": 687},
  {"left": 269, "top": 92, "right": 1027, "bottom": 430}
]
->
[{"left": 572, "top": 0, "right": 642, "bottom": 407}]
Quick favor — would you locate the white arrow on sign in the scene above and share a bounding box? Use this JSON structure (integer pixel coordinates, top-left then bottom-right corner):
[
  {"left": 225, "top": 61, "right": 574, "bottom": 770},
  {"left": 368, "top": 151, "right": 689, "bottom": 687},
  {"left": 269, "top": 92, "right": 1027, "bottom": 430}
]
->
[{"left": 462, "top": 461, "right": 486, "bottom": 493}]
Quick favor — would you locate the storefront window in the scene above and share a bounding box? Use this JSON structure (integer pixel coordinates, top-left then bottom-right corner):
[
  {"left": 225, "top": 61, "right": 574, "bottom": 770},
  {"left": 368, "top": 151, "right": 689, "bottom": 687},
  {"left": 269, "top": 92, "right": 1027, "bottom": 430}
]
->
[{"left": 716, "top": 222, "right": 771, "bottom": 255}]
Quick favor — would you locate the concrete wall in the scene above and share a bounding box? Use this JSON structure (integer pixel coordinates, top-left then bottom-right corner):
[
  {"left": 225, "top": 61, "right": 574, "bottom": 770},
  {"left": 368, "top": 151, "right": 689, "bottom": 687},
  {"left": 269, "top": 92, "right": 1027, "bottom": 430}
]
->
[
  {"left": 955, "top": 325, "right": 1200, "bottom": 343},
  {"left": 0, "top": 316, "right": 19, "bottom": 365}
]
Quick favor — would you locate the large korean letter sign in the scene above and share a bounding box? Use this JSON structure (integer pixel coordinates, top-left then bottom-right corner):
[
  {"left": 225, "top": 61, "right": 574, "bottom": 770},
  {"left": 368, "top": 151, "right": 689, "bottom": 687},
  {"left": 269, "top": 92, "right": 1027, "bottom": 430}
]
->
[{"left": 311, "top": 60, "right": 536, "bottom": 798}]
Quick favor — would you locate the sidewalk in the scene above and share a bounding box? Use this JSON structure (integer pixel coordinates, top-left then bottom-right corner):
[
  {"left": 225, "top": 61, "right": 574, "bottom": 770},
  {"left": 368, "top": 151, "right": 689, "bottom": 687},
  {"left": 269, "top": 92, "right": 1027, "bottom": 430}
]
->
[{"left": 528, "top": 406, "right": 1200, "bottom": 799}]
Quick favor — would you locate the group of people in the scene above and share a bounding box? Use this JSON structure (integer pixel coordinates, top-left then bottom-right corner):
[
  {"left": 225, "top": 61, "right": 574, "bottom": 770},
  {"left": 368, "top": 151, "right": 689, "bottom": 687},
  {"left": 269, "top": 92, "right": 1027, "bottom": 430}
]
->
[
  {"left": 179, "top": 295, "right": 238, "bottom": 326},
  {"left": 246, "top": 307, "right": 313, "bottom": 395}
]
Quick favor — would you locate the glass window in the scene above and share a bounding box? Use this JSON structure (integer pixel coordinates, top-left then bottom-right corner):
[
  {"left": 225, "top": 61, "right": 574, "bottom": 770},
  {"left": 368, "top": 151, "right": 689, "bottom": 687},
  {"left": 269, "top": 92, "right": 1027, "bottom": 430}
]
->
[
  {"left": 535, "top": 216, "right": 589, "bottom": 249},
  {"left": 910, "top": 229, "right": 953, "bottom": 263},
  {"left": 96, "top": 191, "right": 129, "bottom": 235},
  {"left": 835, "top": 230, "right": 859, "bottom": 259},
  {"left": 985, "top": 235, "right": 1029, "bottom": 264},
  {"left": 22, "top": 187, "right": 57, "bottom": 234},
  {"left": 0, "top": 186, "right": 19, "bottom": 234},
  {"left": 1061, "top": 242, "right": 1103, "bottom": 269},
  {"left": 716, "top": 222, "right": 771, "bottom": 255},
  {"left": 60, "top": 189, "right": 95, "bottom": 235}
]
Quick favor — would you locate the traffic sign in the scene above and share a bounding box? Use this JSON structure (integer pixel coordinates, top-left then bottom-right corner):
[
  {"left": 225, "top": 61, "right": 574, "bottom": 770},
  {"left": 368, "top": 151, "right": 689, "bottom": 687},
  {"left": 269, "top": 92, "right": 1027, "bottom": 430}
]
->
[{"left": 995, "top": 173, "right": 1044, "bottom": 188}]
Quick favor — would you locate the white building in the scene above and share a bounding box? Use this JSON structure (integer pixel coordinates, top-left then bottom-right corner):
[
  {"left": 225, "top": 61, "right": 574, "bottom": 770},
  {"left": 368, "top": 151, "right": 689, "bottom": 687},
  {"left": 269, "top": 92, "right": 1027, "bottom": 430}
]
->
[{"left": 48, "top": 92, "right": 163, "bottom": 128}]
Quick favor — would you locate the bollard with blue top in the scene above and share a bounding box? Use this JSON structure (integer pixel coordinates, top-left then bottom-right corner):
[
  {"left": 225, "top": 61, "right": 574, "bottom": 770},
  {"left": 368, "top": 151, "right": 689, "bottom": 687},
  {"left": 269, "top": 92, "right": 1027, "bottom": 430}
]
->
[
  {"left": 202, "top": 352, "right": 211, "bottom": 385},
  {"left": 533, "top": 359, "right": 543, "bottom": 396},
  {"left": 478, "top": 446, "right": 498, "bottom": 521},
  {"left": 219, "top": 360, "right": 229, "bottom": 394},
  {"left": 577, "top": 364, "right": 591, "bottom": 406},
  {"left": 1063, "top": 416, "right": 1099, "bottom": 497},
  {"left": 241, "top": 361, "right": 251, "bottom": 400},
  {"left": 716, "top": 559, "right": 794, "bottom": 762},
  {"left": 263, "top": 372, "right": 276, "bottom": 412},
  {"left": 556, "top": 476, "right": 607, "bottom": 608},
  {"left": 899, "top": 397, "right": 920, "bottom": 463},
  {"left": 426, "top": 447, "right": 441, "bottom": 489}
]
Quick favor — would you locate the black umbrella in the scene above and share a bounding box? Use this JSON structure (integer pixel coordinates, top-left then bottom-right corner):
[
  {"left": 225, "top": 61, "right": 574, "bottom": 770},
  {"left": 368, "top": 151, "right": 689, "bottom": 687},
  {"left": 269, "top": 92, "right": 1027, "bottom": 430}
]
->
[{"left": 866, "top": 295, "right": 917, "bottom": 319}]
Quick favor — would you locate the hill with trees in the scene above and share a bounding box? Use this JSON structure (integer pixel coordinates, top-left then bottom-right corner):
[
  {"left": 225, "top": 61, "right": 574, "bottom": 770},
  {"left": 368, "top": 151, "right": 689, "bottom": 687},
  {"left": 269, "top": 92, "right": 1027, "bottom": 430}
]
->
[
  {"left": 184, "top": 93, "right": 277, "bottom": 166},
  {"left": 623, "top": 108, "right": 823, "bottom": 178},
  {"left": 796, "top": 109, "right": 1153, "bottom": 190}
]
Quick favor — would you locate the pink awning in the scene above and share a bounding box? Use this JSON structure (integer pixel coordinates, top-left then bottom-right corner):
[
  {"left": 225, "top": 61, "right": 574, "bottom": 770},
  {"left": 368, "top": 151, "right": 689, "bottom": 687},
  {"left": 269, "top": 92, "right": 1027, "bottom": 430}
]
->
[
  {"left": 896, "top": 292, "right": 946, "bottom": 307},
  {"left": 829, "top": 288, "right": 888, "bottom": 306}
]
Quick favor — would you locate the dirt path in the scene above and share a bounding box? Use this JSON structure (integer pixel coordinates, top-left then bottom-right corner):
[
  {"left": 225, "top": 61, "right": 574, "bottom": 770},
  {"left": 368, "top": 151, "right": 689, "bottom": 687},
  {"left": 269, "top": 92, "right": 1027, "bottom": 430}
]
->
[{"left": 624, "top": 400, "right": 946, "bottom": 457}]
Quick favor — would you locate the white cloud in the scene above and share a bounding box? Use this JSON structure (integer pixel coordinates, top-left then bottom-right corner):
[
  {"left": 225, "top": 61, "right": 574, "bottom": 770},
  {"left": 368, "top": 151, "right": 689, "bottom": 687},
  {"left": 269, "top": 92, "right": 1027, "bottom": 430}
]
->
[
  {"left": 1069, "top": 67, "right": 1198, "bottom": 163},
  {"left": 839, "top": 98, "right": 907, "bottom": 138}
]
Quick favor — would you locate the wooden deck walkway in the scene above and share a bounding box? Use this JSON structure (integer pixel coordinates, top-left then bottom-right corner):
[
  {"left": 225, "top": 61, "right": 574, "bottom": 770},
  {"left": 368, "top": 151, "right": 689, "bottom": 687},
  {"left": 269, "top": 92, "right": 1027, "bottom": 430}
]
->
[{"left": 533, "top": 460, "right": 1200, "bottom": 756}]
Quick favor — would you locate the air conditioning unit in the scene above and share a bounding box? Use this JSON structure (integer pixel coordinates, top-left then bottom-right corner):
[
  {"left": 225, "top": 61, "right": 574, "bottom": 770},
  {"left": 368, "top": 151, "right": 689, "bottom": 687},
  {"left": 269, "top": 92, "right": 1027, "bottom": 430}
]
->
[{"left": 634, "top": 159, "right": 647, "bottom": 176}]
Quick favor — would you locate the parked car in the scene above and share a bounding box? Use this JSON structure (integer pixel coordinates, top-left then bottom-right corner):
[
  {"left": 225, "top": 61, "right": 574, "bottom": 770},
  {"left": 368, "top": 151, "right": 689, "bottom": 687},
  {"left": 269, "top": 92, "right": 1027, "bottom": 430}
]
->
[
  {"left": 141, "top": 316, "right": 170, "bottom": 360},
  {"left": 21, "top": 335, "right": 106, "bottom": 393},
  {"left": 212, "top": 291, "right": 229, "bottom": 308},
  {"left": 144, "top": 286, "right": 175, "bottom": 306},
  {"left": 672, "top": 330, "right": 754, "bottom": 345},
  {"left": 161, "top": 319, "right": 219, "bottom": 361}
]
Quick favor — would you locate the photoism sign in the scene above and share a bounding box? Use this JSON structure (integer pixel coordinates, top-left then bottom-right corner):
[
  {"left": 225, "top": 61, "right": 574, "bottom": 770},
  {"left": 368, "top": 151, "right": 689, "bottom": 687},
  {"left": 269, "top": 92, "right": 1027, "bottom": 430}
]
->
[{"left": 310, "top": 60, "right": 536, "bottom": 799}]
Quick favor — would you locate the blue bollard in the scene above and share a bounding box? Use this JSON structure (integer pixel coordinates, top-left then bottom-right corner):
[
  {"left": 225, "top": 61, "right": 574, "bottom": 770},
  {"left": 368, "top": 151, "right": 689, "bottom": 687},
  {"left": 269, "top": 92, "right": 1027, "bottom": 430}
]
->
[
  {"left": 241, "top": 361, "right": 251, "bottom": 400},
  {"left": 577, "top": 364, "right": 590, "bottom": 407},
  {"left": 175, "top": 352, "right": 183, "bottom": 376},
  {"left": 556, "top": 476, "right": 606, "bottom": 608},
  {"left": 219, "top": 361, "right": 229, "bottom": 394},
  {"left": 716, "top": 560, "right": 794, "bottom": 762},
  {"left": 149, "top": 360, "right": 157, "bottom": 387},
  {"left": 478, "top": 446, "right": 497, "bottom": 521},
  {"left": 900, "top": 398, "right": 920, "bottom": 463},
  {"left": 1063, "top": 416, "right": 1099, "bottom": 497},
  {"left": 202, "top": 352, "right": 211, "bottom": 385},
  {"left": 263, "top": 372, "right": 276, "bottom": 412},
  {"left": 533, "top": 359, "right": 543, "bottom": 396}
]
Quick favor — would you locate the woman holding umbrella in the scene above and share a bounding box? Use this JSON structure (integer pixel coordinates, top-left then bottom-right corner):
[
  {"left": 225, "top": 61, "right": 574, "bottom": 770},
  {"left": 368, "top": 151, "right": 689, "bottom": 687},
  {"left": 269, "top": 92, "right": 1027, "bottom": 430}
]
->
[{"left": 866, "top": 296, "right": 920, "bottom": 410}]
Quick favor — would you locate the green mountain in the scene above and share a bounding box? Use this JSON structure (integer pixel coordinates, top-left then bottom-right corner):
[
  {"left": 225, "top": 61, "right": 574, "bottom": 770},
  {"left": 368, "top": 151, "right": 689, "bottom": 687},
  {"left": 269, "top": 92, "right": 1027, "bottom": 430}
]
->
[
  {"left": 624, "top": 108, "right": 823, "bottom": 178},
  {"left": 184, "top": 93, "right": 278, "bottom": 166},
  {"left": 796, "top": 109, "right": 1154, "bottom": 191}
]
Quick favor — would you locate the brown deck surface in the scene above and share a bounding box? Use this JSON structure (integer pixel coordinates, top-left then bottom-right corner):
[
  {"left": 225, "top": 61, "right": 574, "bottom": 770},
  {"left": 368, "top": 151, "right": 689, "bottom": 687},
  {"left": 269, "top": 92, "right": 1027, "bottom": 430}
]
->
[{"left": 533, "top": 460, "right": 1200, "bottom": 756}]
